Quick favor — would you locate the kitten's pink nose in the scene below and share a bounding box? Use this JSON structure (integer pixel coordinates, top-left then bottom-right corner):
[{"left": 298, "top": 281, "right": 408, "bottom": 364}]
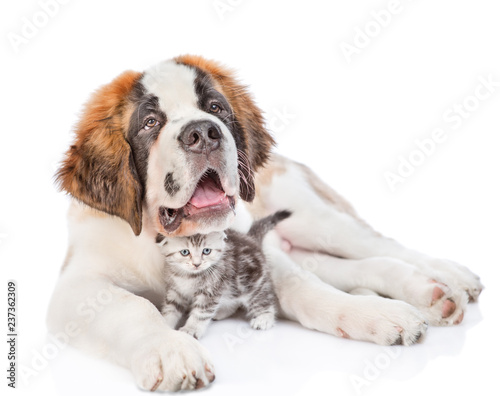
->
[{"left": 193, "top": 263, "right": 201, "bottom": 268}]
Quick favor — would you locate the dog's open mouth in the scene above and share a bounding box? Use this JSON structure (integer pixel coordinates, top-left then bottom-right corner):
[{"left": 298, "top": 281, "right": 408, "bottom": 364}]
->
[{"left": 159, "top": 169, "right": 235, "bottom": 233}]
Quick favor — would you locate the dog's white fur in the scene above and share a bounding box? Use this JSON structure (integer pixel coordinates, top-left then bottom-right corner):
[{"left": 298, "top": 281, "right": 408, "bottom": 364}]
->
[
  {"left": 47, "top": 59, "right": 482, "bottom": 391},
  {"left": 143, "top": 62, "right": 239, "bottom": 234}
]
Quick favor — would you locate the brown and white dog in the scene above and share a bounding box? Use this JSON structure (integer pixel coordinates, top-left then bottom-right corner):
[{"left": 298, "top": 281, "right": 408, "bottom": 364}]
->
[{"left": 47, "top": 55, "right": 483, "bottom": 391}]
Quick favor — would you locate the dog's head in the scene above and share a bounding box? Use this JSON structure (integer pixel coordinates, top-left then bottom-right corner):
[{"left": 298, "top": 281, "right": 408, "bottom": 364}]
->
[{"left": 56, "top": 56, "right": 274, "bottom": 236}]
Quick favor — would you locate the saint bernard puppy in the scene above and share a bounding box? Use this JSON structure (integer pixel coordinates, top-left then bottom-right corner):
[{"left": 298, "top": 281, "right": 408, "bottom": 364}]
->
[{"left": 47, "top": 55, "right": 483, "bottom": 391}]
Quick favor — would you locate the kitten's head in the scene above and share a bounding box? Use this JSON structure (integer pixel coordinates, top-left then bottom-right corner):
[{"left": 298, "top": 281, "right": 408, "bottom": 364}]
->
[{"left": 159, "top": 232, "right": 226, "bottom": 273}]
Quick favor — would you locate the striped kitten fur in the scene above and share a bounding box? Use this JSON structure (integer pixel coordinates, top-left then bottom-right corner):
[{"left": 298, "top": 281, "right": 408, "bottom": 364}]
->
[{"left": 158, "top": 210, "right": 292, "bottom": 339}]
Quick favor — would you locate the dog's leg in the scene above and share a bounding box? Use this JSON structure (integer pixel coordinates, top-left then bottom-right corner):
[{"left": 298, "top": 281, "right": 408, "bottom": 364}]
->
[
  {"left": 265, "top": 245, "right": 428, "bottom": 345},
  {"left": 290, "top": 249, "right": 466, "bottom": 326},
  {"left": 46, "top": 270, "right": 215, "bottom": 391},
  {"left": 256, "top": 155, "right": 483, "bottom": 306}
]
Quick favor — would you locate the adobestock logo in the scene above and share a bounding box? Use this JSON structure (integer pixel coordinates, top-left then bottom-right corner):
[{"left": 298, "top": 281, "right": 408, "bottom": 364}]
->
[
  {"left": 384, "top": 74, "right": 499, "bottom": 192},
  {"left": 267, "top": 106, "right": 296, "bottom": 134},
  {"left": 8, "top": 0, "right": 71, "bottom": 54},
  {"left": 340, "top": 0, "right": 415, "bottom": 64},
  {"left": 349, "top": 347, "right": 402, "bottom": 395},
  {"left": 19, "top": 283, "right": 118, "bottom": 387},
  {"left": 213, "top": 0, "right": 244, "bottom": 21}
]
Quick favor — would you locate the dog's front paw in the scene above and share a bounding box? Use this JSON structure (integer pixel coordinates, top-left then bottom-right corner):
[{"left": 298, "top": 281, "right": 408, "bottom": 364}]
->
[
  {"left": 331, "top": 297, "right": 428, "bottom": 346},
  {"left": 131, "top": 330, "right": 215, "bottom": 391},
  {"left": 364, "top": 299, "right": 428, "bottom": 346}
]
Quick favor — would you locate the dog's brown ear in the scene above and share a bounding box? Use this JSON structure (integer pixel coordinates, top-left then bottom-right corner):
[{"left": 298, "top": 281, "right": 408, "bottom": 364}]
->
[
  {"left": 175, "top": 55, "right": 275, "bottom": 202},
  {"left": 56, "top": 71, "right": 144, "bottom": 235}
]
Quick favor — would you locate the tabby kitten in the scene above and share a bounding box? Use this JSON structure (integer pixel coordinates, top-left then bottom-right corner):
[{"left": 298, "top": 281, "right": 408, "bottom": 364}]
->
[{"left": 158, "top": 210, "right": 291, "bottom": 339}]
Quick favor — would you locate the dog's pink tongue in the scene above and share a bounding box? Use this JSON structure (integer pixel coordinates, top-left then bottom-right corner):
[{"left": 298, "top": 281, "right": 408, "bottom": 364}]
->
[{"left": 189, "top": 177, "right": 225, "bottom": 208}]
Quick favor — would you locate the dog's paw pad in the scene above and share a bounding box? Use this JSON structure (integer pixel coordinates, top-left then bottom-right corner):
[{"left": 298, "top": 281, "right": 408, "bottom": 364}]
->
[{"left": 442, "top": 299, "right": 456, "bottom": 318}]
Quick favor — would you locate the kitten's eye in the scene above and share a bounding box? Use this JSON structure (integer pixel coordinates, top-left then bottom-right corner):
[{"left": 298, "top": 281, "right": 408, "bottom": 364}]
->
[
  {"left": 209, "top": 102, "right": 222, "bottom": 114},
  {"left": 180, "top": 249, "right": 190, "bottom": 256},
  {"left": 144, "top": 117, "right": 159, "bottom": 130},
  {"left": 202, "top": 248, "right": 212, "bottom": 255}
]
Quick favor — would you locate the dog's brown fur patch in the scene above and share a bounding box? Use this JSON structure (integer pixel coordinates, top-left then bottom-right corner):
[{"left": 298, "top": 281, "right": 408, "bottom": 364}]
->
[{"left": 56, "top": 71, "right": 144, "bottom": 235}]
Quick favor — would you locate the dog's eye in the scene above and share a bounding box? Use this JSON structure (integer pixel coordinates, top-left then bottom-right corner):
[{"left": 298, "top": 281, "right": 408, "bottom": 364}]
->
[
  {"left": 202, "top": 248, "right": 212, "bottom": 255},
  {"left": 180, "top": 249, "right": 190, "bottom": 256},
  {"left": 144, "top": 118, "right": 159, "bottom": 130},
  {"left": 209, "top": 103, "right": 223, "bottom": 114}
]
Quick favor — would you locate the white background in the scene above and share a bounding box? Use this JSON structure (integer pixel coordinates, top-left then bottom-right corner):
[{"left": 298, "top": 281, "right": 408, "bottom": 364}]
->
[{"left": 1, "top": 0, "right": 500, "bottom": 395}]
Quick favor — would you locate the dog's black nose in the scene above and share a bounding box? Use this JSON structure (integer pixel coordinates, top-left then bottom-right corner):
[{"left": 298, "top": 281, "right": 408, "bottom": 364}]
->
[{"left": 178, "top": 120, "right": 222, "bottom": 154}]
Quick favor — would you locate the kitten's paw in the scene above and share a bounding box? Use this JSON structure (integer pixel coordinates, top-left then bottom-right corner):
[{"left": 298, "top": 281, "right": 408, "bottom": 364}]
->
[{"left": 250, "top": 312, "right": 275, "bottom": 330}]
